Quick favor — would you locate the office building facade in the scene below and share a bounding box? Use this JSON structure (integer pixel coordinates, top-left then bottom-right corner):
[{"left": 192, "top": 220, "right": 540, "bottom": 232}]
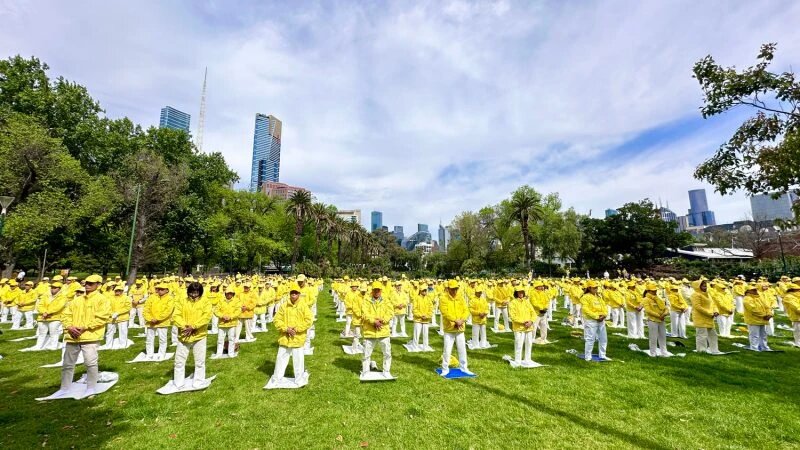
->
[
  {"left": 336, "top": 209, "right": 362, "bottom": 225},
  {"left": 260, "top": 181, "right": 307, "bottom": 200},
  {"left": 393, "top": 226, "right": 404, "bottom": 244},
  {"left": 687, "top": 189, "right": 716, "bottom": 227},
  {"left": 750, "top": 192, "right": 798, "bottom": 222},
  {"left": 159, "top": 106, "right": 191, "bottom": 133},
  {"left": 250, "top": 114, "right": 282, "bottom": 192},
  {"left": 371, "top": 211, "right": 383, "bottom": 232}
]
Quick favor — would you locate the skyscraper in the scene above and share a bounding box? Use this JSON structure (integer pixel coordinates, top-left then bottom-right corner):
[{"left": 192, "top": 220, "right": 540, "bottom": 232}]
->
[
  {"left": 438, "top": 224, "right": 447, "bottom": 252},
  {"left": 250, "top": 114, "right": 282, "bottom": 192},
  {"left": 750, "top": 192, "right": 798, "bottom": 222},
  {"left": 159, "top": 106, "right": 191, "bottom": 133},
  {"left": 687, "top": 189, "right": 716, "bottom": 227},
  {"left": 417, "top": 224, "right": 429, "bottom": 232},
  {"left": 371, "top": 211, "right": 383, "bottom": 231},
  {"left": 393, "top": 226, "right": 404, "bottom": 244}
]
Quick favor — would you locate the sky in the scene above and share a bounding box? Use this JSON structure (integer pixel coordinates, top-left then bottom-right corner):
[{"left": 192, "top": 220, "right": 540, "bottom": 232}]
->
[{"left": 2, "top": 0, "right": 800, "bottom": 233}]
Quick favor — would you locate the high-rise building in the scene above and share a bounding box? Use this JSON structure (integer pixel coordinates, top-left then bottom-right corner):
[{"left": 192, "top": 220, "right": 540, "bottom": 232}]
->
[
  {"left": 418, "top": 224, "right": 428, "bottom": 232},
  {"left": 260, "top": 181, "right": 308, "bottom": 200},
  {"left": 159, "top": 106, "right": 191, "bottom": 133},
  {"left": 676, "top": 215, "right": 690, "bottom": 232},
  {"left": 438, "top": 224, "right": 448, "bottom": 252},
  {"left": 393, "top": 226, "right": 404, "bottom": 244},
  {"left": 250, "top": 114, "right": 282, "bottom": 192},
  {"left": 604, "top": 209, "right": 618, "bottom": 218},
  {"left": 336, "top": 209, "right": 362, "bottom": 225},
  {"left": 371, "top": 211, "right": 383, "bottom": 231},
  {"left": 687, "top": 189, "right": 716, "bottom": 227},
  {"left": 659, "top": 207, "right": 677, "bottom": 223},
  {"left": 750, "top": 192, "right": 798, "bottom": 222}
]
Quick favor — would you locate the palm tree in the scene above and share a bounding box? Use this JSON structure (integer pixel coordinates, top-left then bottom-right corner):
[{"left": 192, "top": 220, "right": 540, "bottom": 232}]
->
[
  {"left": 510, "top": 185, "right": 544, "bottom": 269},
  {"left": 286, "top": 190, "right": 312, "bottom": 266}
]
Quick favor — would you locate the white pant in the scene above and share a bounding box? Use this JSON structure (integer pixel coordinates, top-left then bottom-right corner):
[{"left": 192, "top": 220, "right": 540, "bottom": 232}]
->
[
  {"left": 695, "top": 327, "right": 719, "bottom": 353},
  {"left": 716, "top": 314, "right": 733, "bottom": 337},
  {"left": 104, "top": 321, "right": 129, "bottom": 347},
  {"left": 362, "top": 337, "right": 392, "bottom": 374},
  {"left": 414, "top": 322, "right": 431, "bottom": 348},
  {"left": 670, "top": 311, "right": 687, "bottom": 338},
  {"left": 391, "top": 315, "right": 407, "bottom": 335},
  {"left": 747, "top": 325, "right": 769, "bottom": 351},
  {"left": 36, "top": 321, "right": 62, "bottom": 350},
  {"left": 647, "top": 321, "right": 668, "bottom": 356},
  {"left": 513, "top": 330, "right": 533, "bottom": 363},
  {"left": 210, "top": 315, "right": 219, "bottom": 333},
  {"left": 128, "top": 306, "right": 145, "bottom": 327},
  {"left": 174, "top": 338, "right": 207, "bottom": 386},
  {"left": 734, "top": 296, "right": 744, "bottom": 314},
  {"left": 563, "top": 295, "right": 571, "bottom": 310},
  {"left": 61, "top": 342, "right": 99, "bottom": 391},
  {"left": 494, "top": 307, "right": 510, "bottom": 330},
  {"left": 584, "top": 320, "right": 607, "bottom": 360},
  {"left": 146, "top": 327, "right": 168, "bottom": 357},
  {"left": 611, "top": 307, "right": 626, "bottom": 328},
  {"left": 626, "top": 310, "right": 645, "bottom": 338},
  {"left": 236, "top": 319, "right": 254, "bottom": 340},
  {"left": 793, "top": 322, "right": 800, "bottom": 347},
  {"left": 441, "top": 332, "right": 468, "bottom": 371},
  {"left": 470, "top": 323, "right": 487, "bottom": 347},
  {"left": 256, "top": 313, "right": 267, "bottom": 331},
  {"left": 273, "top": 346, "right": 305, "bottom": 380},
  {"left": 344, "top": 314, "right": 353, "bottom": 336},
  {"left": 171, "top": 325, "right": 179, "bottom": 345},
  {"left": 216, "top": 327, "right": 238, "bottom": 355},
  {"left": 533, "top": 316, "right": 548, "bottom": 341},
  {"left": 10, "top": 306, "right": 20, "bottom": 328},
  {"left": 22, "top": 310, "right": 35, "bottom": 328},
  {"left": 0, "top": 304, "right": 8, "bottom": 322}
]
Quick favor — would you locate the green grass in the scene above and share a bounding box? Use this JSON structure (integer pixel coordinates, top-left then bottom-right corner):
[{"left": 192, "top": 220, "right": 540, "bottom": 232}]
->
[{"left": 1, "top": 286, "right": 799, "bottom": 449}]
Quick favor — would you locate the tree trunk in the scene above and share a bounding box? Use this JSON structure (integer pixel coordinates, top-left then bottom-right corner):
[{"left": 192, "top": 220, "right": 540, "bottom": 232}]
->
[
  {"left": 521, "top": 221, "right": 530, "bottom": 269},
  {"left": 291, "top": 219, "right": 303, "bottom": 266}
]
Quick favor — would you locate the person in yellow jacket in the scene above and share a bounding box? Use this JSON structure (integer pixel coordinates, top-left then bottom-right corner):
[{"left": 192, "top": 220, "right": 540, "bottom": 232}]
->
[
  {"left": 743, "top": 284, "right": 773, "bottom": 351},
  {"left": 143, "top": 282, "right": 174, "bottom": 360},
  {"left": 214, "top": 286, "right": 242, "bottom": 357},
  {"left": 128, "top": 279, "right": 148, "bottom": 328},
  {"left": 468, "top": 284, "right": 490, "bottom": 349},
  {"left": 206, "top": 282, "right": 222, "bottom": 333},
  {"left": 439, "top": 280, "right": 473, "bottom": 376},
  {"left": 360, "top": 282, "right": 394, "bottom": 376},
  {"left": 691, "top": 280, "right": 720, "bottom": 354},
  {"left": 390, "top": 281, "right": 409, "bottom": 337},
  {"left": 643, "top": 282, "right": 671, "bottom": 357},
  {"left": 667, "top": 285, "right": 688, "bottom": 338},
  {"left": 782, "top": 283, "right": 800, "bottom": 347},
  {"left": 624, "top": 282, "right": 645, "bottom": 338},
  {"left": 342, "top": 280, "right": 360, "bottom": 338},
  {"left": 270, "top": 283, "right": 313, "bottom": 385},
  {"left": 0, "top": 279, "right": 13, "bottom": 323},
  {"left": 102, "top": 284, "right": 131, "bottom": 349},
  {"left": 412, "top": 285, "right": 435, "bottom": 351},
  {"left": 55, "top": 275, "right": 111, "bottom": 398},
  {"left": 492, "top": 280, "right": 511, "bottom": 331},
  {"left": 36, "top": 281, "right": 67, "bottom": 350},
  {"left": 236, "top": 283, "right": 257, "bottom": 342},
  {"left": 170, "top": 282, "right": 212, "bottom": 388},
  {"left": 759, "top": 282, "right": 779, "bottom": 336},
  {"left": 254, "top": 283, "right": 270, "bottom": 332},
  {"left": 16, "top": 280, "right": 38, "bottom": 329},
  {"left": 710, "top": 281, "right": 734, "bottom": 337},
  {"left": 581, "top": 280, "right": 611, "bottom": 361},
  {"left": 529, "top": 281, "right": 550, "bottom": 344},
  {"left": 603, "top": 283, "right": 625, "bottom": 329},
  {"left": 509, "top": 286, "right": 536, "bottom": 366}
]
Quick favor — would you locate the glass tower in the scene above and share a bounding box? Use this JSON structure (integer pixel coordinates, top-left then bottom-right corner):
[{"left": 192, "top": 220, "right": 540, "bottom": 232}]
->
[
  {"left": 371, "top": 211, "right": 383, "bottom": 231},
  {"left": 687, "top": 189, "right": 716, "bottom": 226},
  {"left": 159, "top": 106, "right": 191, "bottom": 133},
  {"left": 250, "top": 114, "right": 282, "bottom": 192}
]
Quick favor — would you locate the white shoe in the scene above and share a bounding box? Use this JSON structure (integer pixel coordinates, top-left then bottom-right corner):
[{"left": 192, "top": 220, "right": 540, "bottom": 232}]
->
[
  {"left": 460, "top": 367, "right": 475, "bottom": 375},
  {"left": 599, "top": 356, "right": 612, "bottom": 361},
  {"left": 440, "top": 369, "right": 449, "bottom": 377},
  {"left": 83, "top": 388, "right": 97, "bottom": 398}
]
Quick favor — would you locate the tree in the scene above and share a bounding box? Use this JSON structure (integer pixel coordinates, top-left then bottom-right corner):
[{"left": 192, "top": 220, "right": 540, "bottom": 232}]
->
[
  {"left": 510, "top": 185, "right": 544, "bottom": 268},
  {"left": 286, "top": 190, "right": 312, "bottom": 266},
  {"left": 693, "top": 43, "right": 800, "bottom": 219}
]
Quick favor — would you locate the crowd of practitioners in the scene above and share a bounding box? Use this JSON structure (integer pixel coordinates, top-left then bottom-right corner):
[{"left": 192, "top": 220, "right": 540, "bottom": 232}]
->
[{"left": 0, "top": 272, "right": 798, "bottom": 397}]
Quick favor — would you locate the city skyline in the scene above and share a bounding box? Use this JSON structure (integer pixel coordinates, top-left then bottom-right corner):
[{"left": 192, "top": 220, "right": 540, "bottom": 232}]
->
[
  {"left": 5, "top": 2, "right": 799, "bottom": 230},
  {"left": 249, "top": 113, "right": 282, "bottom": 192}
]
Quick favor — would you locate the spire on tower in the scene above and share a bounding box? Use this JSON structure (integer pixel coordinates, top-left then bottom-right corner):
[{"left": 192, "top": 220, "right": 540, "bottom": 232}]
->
[{"left": 196, "top": 67, "right": 207, "bottom": 152}]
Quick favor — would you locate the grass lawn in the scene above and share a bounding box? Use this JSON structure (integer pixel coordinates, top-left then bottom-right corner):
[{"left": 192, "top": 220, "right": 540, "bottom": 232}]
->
[{"left": 1, "top": 285, "right": 799, "bottom": 449}]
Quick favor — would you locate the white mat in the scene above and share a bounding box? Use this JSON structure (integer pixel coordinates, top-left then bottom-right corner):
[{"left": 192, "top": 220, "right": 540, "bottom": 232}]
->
[
  {"left": 238, "top": 337, "right": 257, "bottom": 343},
  {"left": 390, "top": 332, "right": 409, "bottom": 338},
  {"left": 501, "top": 355, "right": 547, "bottom": 368},
  {"left": 252, "top": 327, "right": 268, "bottom": 333},
  {"left": 20, "top": 343, "right": 64, "bottom": 352},
  {"left": 98, "top": 339, "right": 135, "bottom": 351},
  {"left": 342, "top": 345, "right": 363, "bottom": 355},
  {"left": 335, "top": 317, "right": 347, "bottom": 323},
  {"left": 9, "top": 335, "right": 37, "bottom": 342},
  {"left": 402, "top": 343, "right": 435, "bottom": 353},
  {"left": 628, "top": 344, "right": 686, "bottom": 357},
  {"left": 127, "top": 352, "right": 174, "bottom": 363},
  {"left": 613, "top": 333, "right": 646, "bottom": 339},
  {"left": 490, "top": 327, "right": 512, "bottom": 334},
  {"left": 534, "top": 339, "right": 558, "bottom": 345},
  {"left": 41, "top": 352, "right": 84, "bottom": 368},
  {"left": 36, "top": 372, "right": 118, "bottom": 401},
  {"left": 157, "top": 374, "right": 216, "bottom": 395},
  {"left": 782, "top": 341, "right": 799, "bottom": 348},
  {"left": 304, "top": 347, "right": 314, "bottom": 355},
  {"left": 359, "top": 371, "right": 396, "bottom": 382},
  {"left": 466, "top": 342, "right": 497, "bottom": 350},
  {"left": 339, "top": 332, "right": 355, "bottom": 339},
  {"left": 731, "top": 342, "right": 784, "bottom": 352},
  {"left": 209, "top": 352, "right": 238, "bottom": 359},
  {"left": 264, "top": 372, "right": 309, "bottom": 389}
]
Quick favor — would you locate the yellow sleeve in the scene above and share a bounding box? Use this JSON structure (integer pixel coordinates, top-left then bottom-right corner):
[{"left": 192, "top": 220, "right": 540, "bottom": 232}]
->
[{"left": 88, "top": 296, "right": 112, "bottom": 330}]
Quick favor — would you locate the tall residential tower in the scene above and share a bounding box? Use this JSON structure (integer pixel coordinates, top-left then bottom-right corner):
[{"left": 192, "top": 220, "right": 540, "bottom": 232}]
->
[
  {"left": 159, "top": 106, "right": 191, "bottom": 133},
  {"left": 250, "top": 114, "right": 282, "bottom": 192}
]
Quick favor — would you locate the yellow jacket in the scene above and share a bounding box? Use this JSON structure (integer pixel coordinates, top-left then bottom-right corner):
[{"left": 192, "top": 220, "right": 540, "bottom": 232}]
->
[
  {"left": 62, "top": 291, "right": 111, "bottom": 343},
  {"left": 690, "top": 282, "right": 717, "bottom": 329},
  {"left": 16, "top": 289, "right": 38, "bottom": 312},
  {"left": 390, "top": 290, "right": 409, "bottom": 316},
  {"left": 493, "top": 286, "right": 510, "bottom": 307},
  {"left": 255, "top": 290, "right": 270, "bottom": 314},
  {"left": 624, "top": 289, "right": 642, "bottom": 311},
  {"left": 360, "top": 296, "right": 394, "bottom": 338},
  {"left": 468, "top": 294, "right": 489, "bottom": 325},
  {"left": 214, "top": 297, "right": 242, "bottom": 328},
  {"left": 130, "top": 285, "right": 148, "bottom": 305},
  {"left": 413, "top": 292, "right": 435, "bottom": 323},
  {"left": 274, "top": 298, "right": 313, "bottom": 348},
  {"left": 39, "top": 290, "right": 68, "bottom": 322},
  {"left": 743, "top": 293, "right": 772, "bottom": 326},
  {"left": 603, "top": 289, "right": 624, "bottom": 308},
  {"left": 643, "top": 293, "right": 668, "bottom": 322},
  {"left": 668, "top": 290, "right": 688, "bottom": 312},
  {"left": 143, "top": 293, "right": 174, "bottom": 328},
  {"left": 784, "top": 292, "right": 800, "bottom": 322},
  {"left": 172, "top": 297, "right": 212, "bottom": 342},
  {"left": 581, "top": 293, "right": 607, "bottom": 321},
  {"left": 1, "top": 287, "right": 20, "bottom": 306},
  {"left": 528, "top": 289, "right": 550, "bottom": 314},
  {"left": 508, "top": 297, "right": 535, "bottom": 332},
  {"left": 206, "top": 290, "right": 222, "bottom": 306},
  {"left": 110, "top": 293, "right": 131, "bottom": 323},
  {"left": 711, "top": 286, "right": 734, "bottom": 315},
  {"left": 343, "top": 290, "right": 360, "bottom": 315},
  {"left": 439, "top": 291, "right": 470, "bottom": 333},
  {"left": 239, "top": 290, "right": 257, "bottom": 319}
]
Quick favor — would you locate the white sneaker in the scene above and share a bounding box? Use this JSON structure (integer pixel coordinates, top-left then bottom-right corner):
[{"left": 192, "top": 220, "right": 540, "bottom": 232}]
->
[
  {"left": 460, "top": 367, "right": 475, "bottom": 375},
  {"left": 440, "top": 369, "right": 449, "bottom": 377}
]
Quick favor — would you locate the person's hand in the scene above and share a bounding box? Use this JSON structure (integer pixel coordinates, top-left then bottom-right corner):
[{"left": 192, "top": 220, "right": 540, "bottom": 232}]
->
[
  {"left": 67, "top": 326, "right": 82, "bottom": 339},
  {"left": 241, "top": 306, "right": 247, "bottom": 312},
  {"left": 420, "top": 315, "right": 428, "bottom": 321},
  {"left": 523, "top": 320, "right": 532, "bottom": 328},
  {"left": 41, "top": 312, "right": 49, "bottom": 320},
  {"left": 539, "top": 309, "right": 547, "bottom": 315},
  {"left": 636, "top": 306, "right": 643, "bottom": 311},
  {"left": 181, "top": 326, "right": 195, "bottom": 337},
  {"left": 287, "top": 327, "right": 296, "bottom": 337},
  {"left": 765, "top": 315, "right": 773, "bottom": 320},
  {"left": 222, "top": 316, "right": 230, "bottom": 322},
  {"left": 661, "top": 314, "right": 668, "bottom": 321},
  {"left": 479, "top": 313, "right": 486, "bottom": 319},
  {"left": 131, "top": 301, "right": 137, "bottom": 308},
  {"left": 149, "top": 319, "right": 158, "bottom": 326},
  {"left": 454, "top": 319, "right": 465, "bottom": 329},
  {"left": 598, "top": 315, "right": 606, "bottom": 321},
  {"left": 712, "top": 312, "right": 719, "bottom": 318},
  {"left": 374, "top": 319, "right": 383, "bottom": 330}
]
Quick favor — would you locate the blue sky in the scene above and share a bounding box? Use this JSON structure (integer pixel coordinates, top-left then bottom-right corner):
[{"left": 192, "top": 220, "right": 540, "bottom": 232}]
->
[{"left": 2, "top": 0, "right": 800, "bottom": 232}]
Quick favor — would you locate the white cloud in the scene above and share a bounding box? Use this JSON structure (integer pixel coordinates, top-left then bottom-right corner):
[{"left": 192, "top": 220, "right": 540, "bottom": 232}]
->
[{"left": 1, "top": 0, "right": 799, "bottom": 232}]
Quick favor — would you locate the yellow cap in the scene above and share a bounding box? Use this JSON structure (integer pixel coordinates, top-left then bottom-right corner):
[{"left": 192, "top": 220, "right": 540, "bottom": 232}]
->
[
  {"left": 446, "top": 280, "right": 459, "bottom": 289},
  {"left": 51, "top": 281, "right": 63, "bottom": 288},
  {"left": 296, "top": 274, "right": 307, "bottom": 282},
  {"left": 288, "top": 283, "right": 302, "bottom": 293},
  {"left": 85, "top": 274, "right": 103, "bottom": 283},
  {"left": 371, "top": 281, "right": 383, "bottom": 290}
]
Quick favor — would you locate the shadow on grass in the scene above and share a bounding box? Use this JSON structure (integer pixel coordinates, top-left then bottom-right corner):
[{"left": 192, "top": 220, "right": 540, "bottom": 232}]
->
[{"left": 469, "top": 379, "right": 670, "bottom": 450}]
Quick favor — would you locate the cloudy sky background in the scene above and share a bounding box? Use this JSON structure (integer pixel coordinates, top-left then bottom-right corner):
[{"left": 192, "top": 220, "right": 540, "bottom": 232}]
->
[{"left": 2, "top": 0, "right": 800, "bottom": 233}]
